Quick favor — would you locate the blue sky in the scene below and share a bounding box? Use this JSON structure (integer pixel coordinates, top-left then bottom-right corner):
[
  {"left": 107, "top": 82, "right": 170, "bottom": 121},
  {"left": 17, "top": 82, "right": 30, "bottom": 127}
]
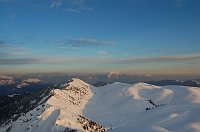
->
[{"left": 0, "top": 0, "right": 200, "bottom": 74}]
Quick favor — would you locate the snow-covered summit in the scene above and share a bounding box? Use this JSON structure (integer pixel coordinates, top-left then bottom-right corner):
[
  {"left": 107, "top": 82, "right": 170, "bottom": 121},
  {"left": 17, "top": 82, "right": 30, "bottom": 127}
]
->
[
  {"left": 16, "top": 79, "right": 45, "bottom": 88},
  {"left": 67, "top": 78, "right": 90, "bottom": 89},
  {"left": 108, "top": 71, "right": 121, "bottom": 78},
  {"left": 0, "top": 75, "right": 15, "bottom": 85},
  {"left": 0, "top": 75, "right": 14, "bottom": 80},
  {"left": 23, "top": 79, "right": 43, "bottom": 83},
  {"left": 0, "top": 79, "right": 16, "bottom": 85}
]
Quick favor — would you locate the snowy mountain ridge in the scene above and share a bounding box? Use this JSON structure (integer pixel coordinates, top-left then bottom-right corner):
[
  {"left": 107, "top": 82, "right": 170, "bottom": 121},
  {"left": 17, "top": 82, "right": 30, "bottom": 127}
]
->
[
  {"left": 0, "top": 75, "right": 15, "bottom": 86},
  {"left": 1, "top": 78, "right": 200, "bottom": 132},
  {"left": 0, "top": 79, "right": 16, "bottom": 86},
  {"left": 0, "top": 78, "right": 106, "bottom": 132},
  {"left": 16, "top": 79, "right": 46, "bottom": 88}
]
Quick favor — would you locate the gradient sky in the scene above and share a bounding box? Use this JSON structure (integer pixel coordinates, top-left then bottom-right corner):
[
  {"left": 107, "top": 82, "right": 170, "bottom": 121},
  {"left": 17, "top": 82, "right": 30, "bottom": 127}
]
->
[{"left": 0, "top": 0, "right": 200, "bottom": 75}]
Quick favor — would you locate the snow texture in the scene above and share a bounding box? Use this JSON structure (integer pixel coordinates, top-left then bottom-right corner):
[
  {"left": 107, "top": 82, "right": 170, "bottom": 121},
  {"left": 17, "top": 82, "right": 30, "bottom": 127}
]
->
[{"left": 1, "top": 78, "right": 200, "bottom": 132}]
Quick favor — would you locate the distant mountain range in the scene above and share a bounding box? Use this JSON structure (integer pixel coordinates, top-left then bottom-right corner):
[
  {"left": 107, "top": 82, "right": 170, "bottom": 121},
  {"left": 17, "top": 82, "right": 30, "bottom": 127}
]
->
[
  {"left": 93, "top": 80, "right": 200, "bottom": 88},
  {"left": 148, "top": 79, "right": 200, "bottom": 87},
  {"left": 0, "top": 74, "right": 199, "bottom": 96},
  {"left": 0, "top": 76, "right": 51, "bottom": 95}
]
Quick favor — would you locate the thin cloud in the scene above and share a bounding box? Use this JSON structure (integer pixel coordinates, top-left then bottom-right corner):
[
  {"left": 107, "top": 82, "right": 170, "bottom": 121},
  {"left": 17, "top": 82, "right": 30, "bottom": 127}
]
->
[
  {"left": 97, "top": 51, "right": 110, "bottom": 55},
  {"left": 56, "top": 38, "right": 114, "bottom": 48},
  {"left": 0, "top": 57, "right": 100, "bottom": 65},
  {"left": 0, "top": 40, "right": 27, "bottom": 49},
  {"left": 64, "top": 8, "right": 81, "bottom": 13},
  {"left": 1, "top": 54, "right": 199, "bottom": 65},
  {"left": 0, "top": 58, "right": 41, "bottom": 65},
  {"left": 50, "top": 0, "right": 91, "bottom": 13},
  {"left": 65, "top": 0, "right": 91, "bottom": 13},
  {"left": 50, "top": 0, "right": 62, "bottom": 8},
  {"left": 0, "top": 40, "right": 31, "bottom": 57},
  {"left": 0, "top": 40, "right": 15, "bottom": 49},
  {"left": 67, "top": 38, "right": 113, "bottom": 46},
  {"left": 111, "top": 54, "right": 200, "bottom": 64},
  {"left": 0, "top": 52, "right": 12, "bottom": 57},
  {"left": 0, "top": 51, "right": 28, "bottom": 57}
]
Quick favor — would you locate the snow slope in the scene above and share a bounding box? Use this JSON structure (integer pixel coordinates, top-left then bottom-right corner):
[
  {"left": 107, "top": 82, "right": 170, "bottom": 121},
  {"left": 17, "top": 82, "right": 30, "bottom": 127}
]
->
[
  {"left": 0, "top": 78, "right": 102, "bottom": 132},
  {"left": 84, "top": 82, "right": 200, "bottom": 132},
  {"left": 1, "top": 79, "right": 200, "bottom": 132}
]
